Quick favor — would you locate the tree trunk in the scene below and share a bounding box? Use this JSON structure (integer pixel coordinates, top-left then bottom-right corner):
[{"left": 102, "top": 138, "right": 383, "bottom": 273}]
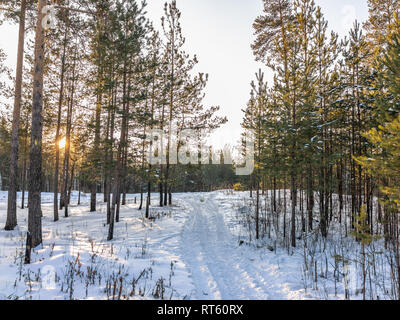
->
[
  {"left": 90, "top": 184, "right": 97, "bottom": 212},
  {"left": 21, "top": 157, "right": 26, "bottom": 210},
  {"left": 5, "top": 0, "right": 26, "bottom": 231},
  {"left": 27, "top": 0, "right": 46, "bottom": 249},
  {"left": 53, "top": 17, "right": 68, "bottom": 222},
  {"left": 21, "top": 124, "right": 28, "bottom": 210},
  {"left": 256, "top": 181, "right": 260, "bottom": 240},
  {"left": 164, "top": 180, "right": 168, "bottom": 206},
  {"left": 307, "top": 164, "right": 314, "bottom": 231},
  {"left": 291, "top": 176, "right": 296, "bottom": 247},
  {"left": 106, "top": 88, "right": 116, "bottom": 222},
  {"left": 139, "top": 186, "right": 143, "bottom": 210},
  {"left": 63, "top": 50, "right": 76, "bottom": 218},
  {"left": 91, "top": 68, "right": 103, "bottom": 212},
  {"left": 78, "top": 178, "right": 81, "bottom": 205},
  {"left": 159, "top": 180, "right": 163, "bottom": 207},
  {"left": 146, "top": 181, "right": 151, "bottom": 218},
  {"left": 108, "top": 60, "right": 129, "bottom": 239}
]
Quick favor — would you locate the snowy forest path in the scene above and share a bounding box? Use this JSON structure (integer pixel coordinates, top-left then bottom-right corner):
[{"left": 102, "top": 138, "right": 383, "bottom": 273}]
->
[{"left": 180, "top": 192, "right": 272, "bottom": 300}]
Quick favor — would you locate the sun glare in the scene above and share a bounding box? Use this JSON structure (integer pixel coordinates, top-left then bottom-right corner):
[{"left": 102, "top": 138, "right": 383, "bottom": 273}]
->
[{"left": 59, "top": 137, "right": 66, "bottom": 149}]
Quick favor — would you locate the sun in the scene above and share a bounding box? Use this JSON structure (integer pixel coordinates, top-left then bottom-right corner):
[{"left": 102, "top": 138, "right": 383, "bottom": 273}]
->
[{"left": 58, "top": 137, "right": 66, "bottom": 149}]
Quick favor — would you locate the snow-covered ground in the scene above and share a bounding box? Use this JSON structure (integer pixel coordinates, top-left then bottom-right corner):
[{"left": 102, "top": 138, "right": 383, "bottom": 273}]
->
[
  {"left": 181, "top": 192, "right": 313, "bottom": 299},
  {"left": 0, "top": 190, "right": 394, "bottom": 300}
]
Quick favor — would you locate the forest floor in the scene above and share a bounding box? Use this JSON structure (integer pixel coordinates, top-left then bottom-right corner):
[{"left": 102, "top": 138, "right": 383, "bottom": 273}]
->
[{"left": 0, "top": 190, "right": 365, "bottom": 300}]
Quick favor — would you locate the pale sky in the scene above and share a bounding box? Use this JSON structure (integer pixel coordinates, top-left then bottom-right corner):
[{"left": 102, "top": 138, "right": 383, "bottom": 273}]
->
[{"left": 0, "top": 0, "right": 369, "bottom": 149}]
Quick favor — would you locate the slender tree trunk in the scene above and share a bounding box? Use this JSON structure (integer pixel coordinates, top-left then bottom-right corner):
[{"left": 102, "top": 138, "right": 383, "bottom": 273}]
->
[
  {"left": 273, "top": 176, "right": 276, "bottom": 213},
  {"left": 291, "top": 177, "right": 296, "bottom": 247},
  {"left": 290, "top": 76, "right": 298, "bottom": 247},
  {"left": 145, "top": 186, "right": 151, "bottom": 219},
  {"left": 307, "top": 164, "right": 314, "bottom": 231},
  {"left": 108, "top": 113, "right": 125, "bottom": 240},
  {"left": 116, "top": 180, "right": 121, "bottom": 223},
  {"left": 108, "top": 58, "right": 129, "bottom": 238},
  {"left": 104, "top": 92, "right": 111, "bottom": 206},
  {"left": 5, "top": 0, "right": 26, "bottom": 231},
  {"left": 91, "top": 69, "right": 103, "bottom": 212},
  {"left": 78, "top": 177, "right": 81, "bottom": 205},
  {"left": 256, "top": 180, "right": 260, "bottom": 240},
  {"left": 164, "top": 23, "right": 176, "bottom": 207},
  {"left": 300, "top": 177, "right": 305, "bottom": 233},
  {"left": 159, "top": 100, "right": 166, "bottom": 207},
  {"left": 63, "top": 135, "right": 71, "bottom": 218},
  {"left": 27, "top": 0, "right": 46, "bottom": 251},
  {"left": 250, "top": 174, "right": 253, "bottom": 198},
  {"left": 53, "top": 18, "right": 69, "bottom": 222},
  {"left": 67, "top": 162, "right": 75, "bottom": 206},
  {"left": 159, "top": 179, "right": 163, "bottom": 207},
  {"left": 24, "top": 231, "right": 32, "bottom": 264},
  {"left": 121, "top": 144, "right": 128, "bottom": 206},
  {"left": 139, "top": 121, "right": 147, "bottom": 211},
  {"left": 63, "top": 50, "right": 76, "bottom": 218},
  {"left": 164, "top": 180, "right": 168, "bottom": 206},
  {"left": 21, "top": 157, "right": 26, "bottom": 210},
  {"left": 121, "top": 73, "right": 131, "bottom": 208},
  {"left": 283, "top": 179, "right": 287, "bottom": 240},
  {"left": 338, "top": 157, "right": 344, "bottom": 224},
  {"left": 139, "top": 186, "right": 144, "bottom": 210},
  {"left": 21, "top": 125, "right": 28, "bottom": 210},
  {"left": 106, "top": 87, "right": 116, "bottom": 223}
]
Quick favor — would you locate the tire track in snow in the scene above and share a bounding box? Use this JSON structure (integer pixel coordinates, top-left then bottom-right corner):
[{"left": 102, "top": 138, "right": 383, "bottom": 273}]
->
[{"left": 180, "top": 193, "right": 270, "bottom": 300}]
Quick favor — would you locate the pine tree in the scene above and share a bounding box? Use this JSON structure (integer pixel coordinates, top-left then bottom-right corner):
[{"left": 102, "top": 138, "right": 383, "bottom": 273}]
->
[
  {"left": 161, "top": 0, "right": 186, "bottom": 206},
  {"left": 356, "top": 114, "right": 400, "bottom": 298},
  {"left": 364, "top": 0, "right": 400, "bottom": 51},
  {"left": 313, "top": 5, "right": 339, "bottom": 237},
  {"left": 341, "top": 22, "right": 370, "bottom": 232},
  {"left": 27, "top": 0, "right": 46, "bottom": 255},
  {"left": 354, "top": 15, "right": 400, "bottom": 298},
  {"left": 51, "top": 5, "right": 70, "bottom": 222},
  {"left": 381, "top": 15, "right": 400, "bottom": 118},
  {"left": 364, "top": 1, "right": 400, "bottom": 125},
  {"left": 87, "top": 0, "right": 112, "bottom": 213},
  {"left": 242, "top": 70, "right": 268, "bottom": 240},
  {"left": 252, "top": 0, "right": 292, "bottom": 65},
  {"left": 160, "top": 0, "right": 226, "bottom": 205},
  {"left": 108, "top": 0, "right": 149, "bottom": 241},
  {"left": 5, "top": 0, "right": 26, "bottom": 231}
]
